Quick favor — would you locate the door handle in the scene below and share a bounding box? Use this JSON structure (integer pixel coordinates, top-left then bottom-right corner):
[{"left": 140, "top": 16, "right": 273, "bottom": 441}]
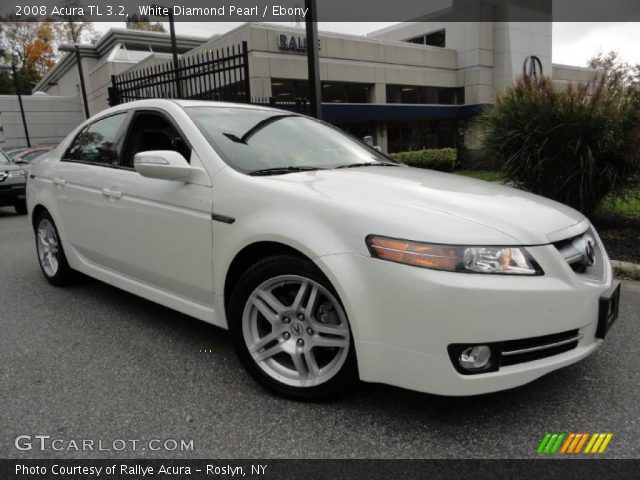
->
[
  {"left": 102, "top": 188, "right": 123, "bottom": 199},
  {"left": 53, "top": 178, "right": 66, "bottom": 187}
]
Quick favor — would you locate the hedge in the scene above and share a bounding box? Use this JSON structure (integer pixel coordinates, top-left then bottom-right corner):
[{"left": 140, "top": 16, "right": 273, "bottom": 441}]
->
[{"left": 388, "top": 148, "right": 457, "bottom": 172}]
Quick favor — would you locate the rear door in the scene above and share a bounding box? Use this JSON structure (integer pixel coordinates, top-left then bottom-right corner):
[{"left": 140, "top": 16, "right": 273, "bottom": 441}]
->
[{"left": 53, "top": 112, "right": 129, "bottom": 266}]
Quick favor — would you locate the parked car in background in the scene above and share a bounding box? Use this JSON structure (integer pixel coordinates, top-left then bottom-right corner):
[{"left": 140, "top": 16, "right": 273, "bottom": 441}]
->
[
  {"left": 26, "top": 100, "right": 620, "bottom": 400},
  {"left": 12, "top": 146, "right": 55, "bottom": 165},
  {"left": 4, "top": 147, "right": 29, "bottom": 159},
  {"left": 0, "top": 149, "right": 27, "bottom": 214}
]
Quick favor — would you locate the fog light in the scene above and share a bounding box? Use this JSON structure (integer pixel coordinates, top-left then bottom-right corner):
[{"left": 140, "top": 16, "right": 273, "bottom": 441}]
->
[{"left": 459, "top": 346, "right": 491, "bottom": 370}]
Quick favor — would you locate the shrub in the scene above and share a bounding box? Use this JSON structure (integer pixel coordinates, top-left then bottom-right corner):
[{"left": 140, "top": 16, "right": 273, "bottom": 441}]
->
[
  {"left": 389, "top": 148, "right": 457, "bottom": 172},
  {"left": 479, "top": 76, "right": 640, "bottom": 216}
]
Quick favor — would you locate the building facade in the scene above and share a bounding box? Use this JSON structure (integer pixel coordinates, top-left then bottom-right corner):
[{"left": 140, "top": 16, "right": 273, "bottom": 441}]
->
[{"left": 35, "top": 22, "right": 596, "bottom": 154}]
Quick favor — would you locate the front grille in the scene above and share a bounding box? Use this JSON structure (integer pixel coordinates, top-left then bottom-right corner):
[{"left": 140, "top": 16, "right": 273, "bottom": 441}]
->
[
  {"left": 500, "top": 329, "right": 581, "bottom": 366},
  {"left": 553, "top": 228, "right": 605, "bottom": 280}
]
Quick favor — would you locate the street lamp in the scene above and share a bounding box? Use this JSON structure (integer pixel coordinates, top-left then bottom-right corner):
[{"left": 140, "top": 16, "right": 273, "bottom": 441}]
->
[
  {"left": 58, "top": 44, "right": 90, "bottom": 119},
  {"left": 305, "top": 0, "right": 322, "bottom": 119},
  {"left": 151, "top": 5, "right": 182, "bottom": 98},
  {"left": 0, "top": 62, "right": 31, "bottom": 147}
]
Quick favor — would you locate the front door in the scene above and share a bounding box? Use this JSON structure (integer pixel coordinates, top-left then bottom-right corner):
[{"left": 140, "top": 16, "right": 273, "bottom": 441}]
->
[{"left": 96, "top": 109, "right": 215, "bottom": 307}]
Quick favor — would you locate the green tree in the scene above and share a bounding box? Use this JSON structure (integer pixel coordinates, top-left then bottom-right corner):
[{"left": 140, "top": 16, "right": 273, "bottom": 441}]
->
[
  {"left": 126, "top": 15, "right": 167, "bottom": 32},
  {"left": 53, "top": 0, "right": 100, "bottom": 44},
  {"left": 588, "top": 51, "right": 640, "bottom": 89},
  {"left": 479, "top": 76, "right": 640, "bottom": 216},
  {"left": 0, "top": 22, "right": 55, "bottom": 94}
]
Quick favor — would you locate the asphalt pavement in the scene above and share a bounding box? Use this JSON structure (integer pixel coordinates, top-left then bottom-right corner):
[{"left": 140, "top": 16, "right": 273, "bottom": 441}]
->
[{"left": 1, "top": 206, "right": 639, "bottom": 459}]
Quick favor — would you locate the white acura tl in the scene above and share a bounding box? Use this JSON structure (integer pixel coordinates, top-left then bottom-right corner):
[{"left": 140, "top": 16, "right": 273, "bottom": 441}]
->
[{"left": 27, "top": 100, "right": 620, "bottom": 400}]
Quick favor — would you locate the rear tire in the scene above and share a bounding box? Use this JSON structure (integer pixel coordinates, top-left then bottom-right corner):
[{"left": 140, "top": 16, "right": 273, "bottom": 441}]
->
[
  {"left": 35, "top": 211, "right": 75, "bottom": 286},
  {"left": 14, "top": 202, "right": 27, "bottom": 215},
  {"left": 229, "top": 255, "right": 358, "bottom": 401}
]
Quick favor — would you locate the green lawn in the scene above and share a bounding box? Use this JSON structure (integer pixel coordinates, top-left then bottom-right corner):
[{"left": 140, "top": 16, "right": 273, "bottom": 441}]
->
[
  {"left": 454, "top": 169, "right": 640, "bottom": 217},
  {"left": 453, "top": 169, "right": 504, "bottom": 182},
  {"left": 600, "top": 195, "right": 640, "bottom": 217}
]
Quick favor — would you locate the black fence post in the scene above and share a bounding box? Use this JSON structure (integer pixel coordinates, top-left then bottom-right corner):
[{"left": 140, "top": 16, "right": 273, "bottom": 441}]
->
[
  {"left": 241, "top": 41, "right": 251, "bottom": 103},
  {"left": 11, "top": 62, "right": 31, "bottom": 147},
  {"left": 108, "top": 75, "right": 121, "bottom": 106}
]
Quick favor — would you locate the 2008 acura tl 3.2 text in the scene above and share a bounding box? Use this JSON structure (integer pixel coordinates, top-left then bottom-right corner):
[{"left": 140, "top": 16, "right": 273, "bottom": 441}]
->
[{"left": 26, "top": 100, "right": 620, "bottom": 400}]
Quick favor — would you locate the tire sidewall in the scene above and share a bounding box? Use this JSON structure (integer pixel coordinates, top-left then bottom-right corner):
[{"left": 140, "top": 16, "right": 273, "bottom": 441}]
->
[
  {"left": 228, "top": 255, "right": 358, "bottom": 401},
  {"left": 35, "top": 211, "right": 73, "bottom": 286}
]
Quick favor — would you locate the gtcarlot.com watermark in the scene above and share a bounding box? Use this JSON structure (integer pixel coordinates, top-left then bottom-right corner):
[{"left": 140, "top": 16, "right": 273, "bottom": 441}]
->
[{"left": 15, "top": 435, "right": 194, "bottom": 452}]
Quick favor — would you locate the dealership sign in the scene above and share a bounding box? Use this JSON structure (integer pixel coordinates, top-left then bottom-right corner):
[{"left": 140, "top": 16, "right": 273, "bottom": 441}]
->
[{"left": 278, "top": 34, "right": 307, "bottom": 52}]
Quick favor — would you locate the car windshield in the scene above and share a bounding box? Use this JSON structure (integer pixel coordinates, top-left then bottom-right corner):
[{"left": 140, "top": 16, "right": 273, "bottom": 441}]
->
[
  {"left": 186, "top": 106, "right": 394, "bottom": 174},
  {"left": 0, "top": 150, "right": 10, "bottom": 165}
]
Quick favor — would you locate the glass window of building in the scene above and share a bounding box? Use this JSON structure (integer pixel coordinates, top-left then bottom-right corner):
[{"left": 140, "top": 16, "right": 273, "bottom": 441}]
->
[
  {"left": 271, "top": 79, "right": 371, "bottom": 103},
  {"left": 403, "top": 29, "right": 445, "bottom": 48},
  {"left": 387, "top": 120, "right": 457, "bottom": 153},
  {"left": 386, "top": 85, "right": 464, "bottom": 105},
  {"left": 425, "top": 30, "right": 445, "bottom": 47}
]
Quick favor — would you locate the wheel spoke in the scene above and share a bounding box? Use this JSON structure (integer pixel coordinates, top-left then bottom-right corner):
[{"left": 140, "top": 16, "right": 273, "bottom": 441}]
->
[
  {"left": 308, "top": 316, "right": 349, "bottom": 336},
  {"left": 291, "top": 351, "right": 308, "bottom": 380},
  {"left": 248, "top": 331, "right": 280, "bottom": 354},
  {"left": 304, "top": 350, "right": 321, "bottom": 378},
  {"left": 311, "top": 335, "right": 349, "bottom": 349},
  {"left": 303, "top": 284, "right": 319, "bottom": 316},
  {"left": 291, "top": 280, "right": 309, "bottom": 310},
  {"left": 253, "top": 341, "right": 284, "bottom": 363},
  {"left": 250, "top": 297, "right": 279, "bottom": 324},
  {"left": 256, "top": 288, "right": 286, "bottom": 315},
  {"left": 38, "top": 230, "right": 49, "bottom": 246}
]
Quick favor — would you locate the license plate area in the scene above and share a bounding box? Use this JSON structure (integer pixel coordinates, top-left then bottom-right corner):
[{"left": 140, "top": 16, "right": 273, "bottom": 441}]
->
[{"left": 596, "top": 282, "right": 621, "bottom": 339}]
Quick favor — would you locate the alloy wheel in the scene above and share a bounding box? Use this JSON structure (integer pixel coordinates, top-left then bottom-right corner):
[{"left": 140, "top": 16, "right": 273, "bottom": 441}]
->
[
  {"left": 37, "top": 219, "right": 60, "bottom": 277},
  {"left": 242, "top": 275, "right": 351, "bottom": 388}
]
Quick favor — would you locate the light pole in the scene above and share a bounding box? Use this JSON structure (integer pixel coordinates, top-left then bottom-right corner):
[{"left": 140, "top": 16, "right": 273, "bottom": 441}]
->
[
  {"left": 151, "top": 5, "right": 182, "bottom": 98},
  {"left": 0, "top": 62, "right": 31, "bottom": 147},
  {"left": 304, "top": 0, "right": 322, "bottom": 119},
  {"left": 58, "top": 44, "right": 90, "bottom": 119}
]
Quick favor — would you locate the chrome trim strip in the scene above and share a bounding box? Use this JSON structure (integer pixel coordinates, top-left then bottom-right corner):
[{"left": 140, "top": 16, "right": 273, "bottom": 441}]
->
[{"left": 502, "top": 334, "right": 583, "bottom": 356}]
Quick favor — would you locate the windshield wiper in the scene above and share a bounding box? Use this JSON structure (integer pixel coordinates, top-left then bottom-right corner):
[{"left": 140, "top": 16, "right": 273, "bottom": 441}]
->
[
  {"left": 248, "top": 166, "right": 324, "bottom": 176},
  {"left": 334, "top": 162, "right": 399, "bottom": 169}
]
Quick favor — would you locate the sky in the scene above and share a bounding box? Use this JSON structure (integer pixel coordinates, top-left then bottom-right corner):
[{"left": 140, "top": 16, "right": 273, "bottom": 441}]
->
[{"left": 93, "top": 22, "right": 640, "bottom": 67}]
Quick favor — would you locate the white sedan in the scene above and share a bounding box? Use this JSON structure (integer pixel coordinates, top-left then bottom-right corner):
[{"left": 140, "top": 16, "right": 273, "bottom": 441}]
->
[{"left": 27, "top": 100, "right": 620, "bottom": 400}]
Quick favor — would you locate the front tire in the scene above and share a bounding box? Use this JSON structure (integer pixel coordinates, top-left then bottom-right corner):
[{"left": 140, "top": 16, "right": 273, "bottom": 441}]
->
[
  {"left": 229, "top": 255, "right": 358, "bottom": 401},
  {"left": 35, "top": 211, "right": 74, "bottom": 286}
]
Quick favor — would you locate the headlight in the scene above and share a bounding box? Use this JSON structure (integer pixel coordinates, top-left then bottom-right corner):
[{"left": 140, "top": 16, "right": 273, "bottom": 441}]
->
[
  {"left": 8, "top": 169, "right": 26, "bottom": 178},
  {"left": 366, "top": 235, "right": 543, "bottom": 275}
]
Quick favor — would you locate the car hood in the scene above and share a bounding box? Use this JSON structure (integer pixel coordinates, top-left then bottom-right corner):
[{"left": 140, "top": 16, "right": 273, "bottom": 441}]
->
[{"left": 268, "top": 166, "right": 585, "bottom": 245}]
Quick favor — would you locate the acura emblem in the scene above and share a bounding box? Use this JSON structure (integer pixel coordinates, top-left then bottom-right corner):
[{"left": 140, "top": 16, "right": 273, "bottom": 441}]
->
[
  {"left": 584, "top": 238, "right": 596, "bottom": 266},
  {"left": 291, "top": 323, "right": 304, "bottom": 336}
]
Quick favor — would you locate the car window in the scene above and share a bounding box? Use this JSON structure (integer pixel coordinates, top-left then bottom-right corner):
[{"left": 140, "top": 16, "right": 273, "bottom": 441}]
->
[
  {"left": 121, "top": 111, "right": 191, "bottom": 169},
  {"left": 186, "top": 107, "right": 391, "bottom": 173},
  {"left": 65, "top": 113, "right": 127, "bottom": 166},
  {"left": 0, "top": 150, "right": 9, "bottom": 165}
]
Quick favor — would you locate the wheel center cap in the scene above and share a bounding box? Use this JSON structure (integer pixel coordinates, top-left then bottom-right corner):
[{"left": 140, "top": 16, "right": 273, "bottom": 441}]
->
[{"left": 291, "top": 323, "right": 304, "bottom": 336}]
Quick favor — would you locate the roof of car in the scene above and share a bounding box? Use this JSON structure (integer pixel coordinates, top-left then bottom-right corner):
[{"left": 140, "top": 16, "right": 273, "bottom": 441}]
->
[{"left": 106, "top": 99, "right": 283, "bottom": 114}]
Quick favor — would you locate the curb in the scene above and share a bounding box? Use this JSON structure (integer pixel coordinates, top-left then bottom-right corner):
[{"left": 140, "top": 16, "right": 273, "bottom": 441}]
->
[{"left": 611, "top": 260, "right": 640, "bottom": 281}]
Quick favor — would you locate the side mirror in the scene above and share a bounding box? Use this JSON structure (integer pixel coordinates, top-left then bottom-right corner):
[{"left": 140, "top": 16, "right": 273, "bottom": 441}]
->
[{"left": 134, "top": 150, "right": 192, "bottom": 181}]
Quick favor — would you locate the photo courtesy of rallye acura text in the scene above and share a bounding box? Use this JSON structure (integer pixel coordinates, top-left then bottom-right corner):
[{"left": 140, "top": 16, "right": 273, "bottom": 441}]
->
[{"left": 26, "top": 99, "right": 620, "bottom": 400}]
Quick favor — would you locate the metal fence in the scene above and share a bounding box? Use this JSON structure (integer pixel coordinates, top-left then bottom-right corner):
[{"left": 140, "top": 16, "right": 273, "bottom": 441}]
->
[{"left": 108, "top": 41, "right": 251, "bottom": 106}]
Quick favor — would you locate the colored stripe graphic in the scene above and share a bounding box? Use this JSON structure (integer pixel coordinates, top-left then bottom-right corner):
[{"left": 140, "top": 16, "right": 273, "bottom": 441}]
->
[
  {"left": 538, "top": 433, "right": 613, "bottom": 455},
  {"left": 537, "top": 434, "right": 552, "bottom": 454}
]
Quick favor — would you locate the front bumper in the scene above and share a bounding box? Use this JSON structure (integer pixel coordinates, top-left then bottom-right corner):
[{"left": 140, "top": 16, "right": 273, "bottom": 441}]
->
[{"left": 317, "top": 241, "right": 613, "bottom": 396}]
